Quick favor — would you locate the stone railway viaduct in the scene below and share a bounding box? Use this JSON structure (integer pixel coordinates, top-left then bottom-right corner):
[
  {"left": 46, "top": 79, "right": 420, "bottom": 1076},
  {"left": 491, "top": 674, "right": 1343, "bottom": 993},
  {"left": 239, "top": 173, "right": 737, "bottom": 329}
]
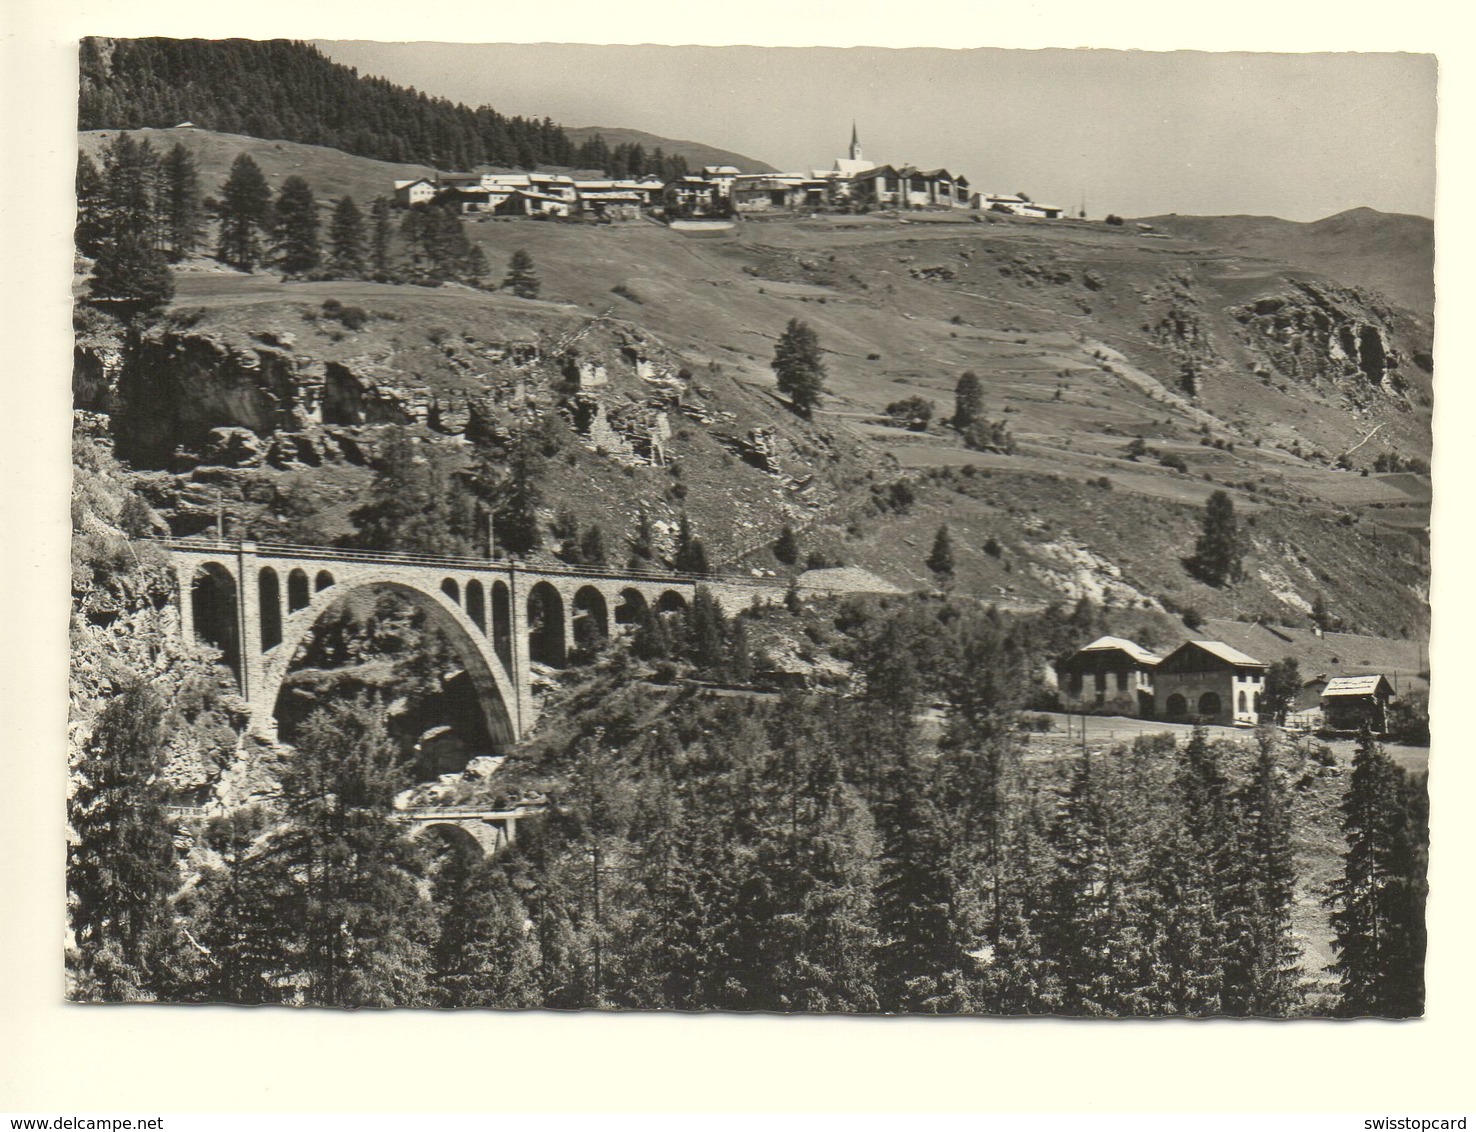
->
[{"left": 166, "top": 538, "right": 779, "bottom": 749}]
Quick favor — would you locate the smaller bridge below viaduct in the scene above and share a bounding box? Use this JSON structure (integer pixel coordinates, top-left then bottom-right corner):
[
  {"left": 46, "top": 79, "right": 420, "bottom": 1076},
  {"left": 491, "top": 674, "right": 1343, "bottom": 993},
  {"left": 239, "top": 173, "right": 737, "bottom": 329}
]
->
[
  {"left": 392, "top": 803, "right": 548, "bottom": 857},
  {"left": 165, "top": 538, "right": 778, "bottom": 746}
]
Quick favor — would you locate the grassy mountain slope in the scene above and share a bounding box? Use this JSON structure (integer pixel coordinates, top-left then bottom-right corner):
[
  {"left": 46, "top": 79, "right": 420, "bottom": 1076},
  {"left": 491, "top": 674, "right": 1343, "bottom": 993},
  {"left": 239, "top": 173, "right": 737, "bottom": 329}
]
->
[
  {"left": 1139, "top": 208, "right": 1434, "bottom": 316},
  {"left": 80, "top": 127, "right": 436, "bottom": 209}
]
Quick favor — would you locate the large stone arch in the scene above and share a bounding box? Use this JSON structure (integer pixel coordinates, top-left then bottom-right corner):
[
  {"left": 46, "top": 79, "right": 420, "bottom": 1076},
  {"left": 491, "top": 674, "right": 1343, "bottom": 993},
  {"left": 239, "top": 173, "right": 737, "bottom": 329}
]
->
[
  {"left": 571, "top": 585, "right": 609, "bottom": 656},
  {"left": 259, "top": 566, "right": 283, "bottom": 651},
  {"left": 189, "top": 560, "right": 241, "bottom": 680},
  {"left": 287, "top": 568, "right": 311, "bottom": 612},
  {"left": 614, "top": 587, "right": 649, "bottom": 628},
  {"left": 1165, "top": 693, "right": 1188, "bottom": 719},
  {"left": 262, "top": 571, "right": 519, "bottom": 750},
  {"left": 527, "top": 580, "right": 566, "bottom": 666},
  {"left": 491, "top": 580, "right": 512, "bottom": 669},
  {"left": 466, "top": 579, "right": 487, "bottom": 633},
  {"left": 656, "top": 589, "right": 688, "bottom": 615},
  {"left": 1197, "top": 691, "right": 1222, "bottom": 719}
]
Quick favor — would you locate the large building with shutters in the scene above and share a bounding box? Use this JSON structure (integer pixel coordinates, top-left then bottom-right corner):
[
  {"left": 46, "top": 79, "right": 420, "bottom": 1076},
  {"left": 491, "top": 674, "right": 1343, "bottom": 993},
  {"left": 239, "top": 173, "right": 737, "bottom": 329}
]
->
[
  {"left": 1057, "top": 635, "right": 1161, "bottom": 717},
  {"left": 1153, "top": 640, "right": 1268, "bottom": 727}
]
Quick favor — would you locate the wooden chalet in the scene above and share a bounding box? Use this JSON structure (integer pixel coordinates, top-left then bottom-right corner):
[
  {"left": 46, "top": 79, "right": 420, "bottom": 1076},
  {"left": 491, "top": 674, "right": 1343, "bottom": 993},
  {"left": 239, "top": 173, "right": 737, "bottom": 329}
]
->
[{"left": 1320, "top": 674, "right": 1397, "bottom": 732}]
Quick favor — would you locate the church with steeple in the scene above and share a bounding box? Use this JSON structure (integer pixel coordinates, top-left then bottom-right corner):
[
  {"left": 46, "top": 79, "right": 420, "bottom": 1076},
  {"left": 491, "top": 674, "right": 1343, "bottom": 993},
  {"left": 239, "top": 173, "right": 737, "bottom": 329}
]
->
[{"left": 828, "top": 122, "right": 876, "bottom": 178}]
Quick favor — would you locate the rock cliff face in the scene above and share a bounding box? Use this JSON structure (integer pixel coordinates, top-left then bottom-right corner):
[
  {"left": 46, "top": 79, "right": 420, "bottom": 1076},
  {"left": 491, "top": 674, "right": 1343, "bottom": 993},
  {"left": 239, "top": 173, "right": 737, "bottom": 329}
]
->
[
  {"left": 70, "top": 442, "right": 257, "bottom": 806},
  {"left": 1232, "top": 281, "right": 1408, "bottom": 395},
  {"left": 76, "top": 301, "right": 706, "bottom": 477}
]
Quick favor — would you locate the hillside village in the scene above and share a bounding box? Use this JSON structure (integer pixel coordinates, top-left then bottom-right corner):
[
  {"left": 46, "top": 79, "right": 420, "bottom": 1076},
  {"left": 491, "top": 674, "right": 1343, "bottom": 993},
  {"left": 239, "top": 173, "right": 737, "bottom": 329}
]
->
[{"left": 396, "top": 125, "right": 1063, "bottom": 221}]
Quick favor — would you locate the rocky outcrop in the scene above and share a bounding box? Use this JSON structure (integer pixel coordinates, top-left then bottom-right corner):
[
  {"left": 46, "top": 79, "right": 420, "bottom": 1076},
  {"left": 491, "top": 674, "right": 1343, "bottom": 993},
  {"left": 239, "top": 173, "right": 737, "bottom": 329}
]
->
[{"left": 1232, "top": 280, "right": 1406, "bottom": 395}]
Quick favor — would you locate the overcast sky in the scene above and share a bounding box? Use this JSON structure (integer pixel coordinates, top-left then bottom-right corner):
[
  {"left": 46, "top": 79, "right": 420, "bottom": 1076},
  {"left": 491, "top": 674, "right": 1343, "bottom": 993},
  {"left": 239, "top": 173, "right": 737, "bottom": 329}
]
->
[{"left": 315, "top": 42, "right": 1434, "bottom": 221}]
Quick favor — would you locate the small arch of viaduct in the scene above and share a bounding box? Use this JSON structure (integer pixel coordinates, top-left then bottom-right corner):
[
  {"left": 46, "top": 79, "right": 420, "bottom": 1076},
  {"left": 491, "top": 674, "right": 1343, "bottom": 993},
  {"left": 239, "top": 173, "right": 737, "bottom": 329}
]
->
[{"left": 167, "top": 540, "right": 710, "bottom": 746}]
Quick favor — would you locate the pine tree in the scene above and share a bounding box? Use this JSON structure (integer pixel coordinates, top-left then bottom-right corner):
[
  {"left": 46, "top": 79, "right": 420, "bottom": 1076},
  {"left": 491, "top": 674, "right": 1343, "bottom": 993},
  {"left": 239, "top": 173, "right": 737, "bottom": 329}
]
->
[
  {"left": 773, "top": 524, "right": 801, "bottom": 566},
  {"left": 160, "top": 143, "right": 204, "bottom": 261},
  {"left": 350, "top": 426, "right": 479, "bottom": 556},
  {"left": 75, "top": 152, "right": 109, "bottom": 257},
  {"left": 88, "top": 232, "right": 174, "bottom": 320},
  {"left": 980, "top": 791, "right": 1062, "bottom": 1013},
  {"left": 505, "top": 248, "right": 540, "bottom": 298},
  {"left": 99, "top": 132, "right": 160, "bottom": 248},
  {"left": 1221, "top": 730, "right": 1303, "bottom": 1015},
  {"left": 683, "top": 586, "right": 729, "bottom": 673},
  {"left": 1327, "top": 731, "right": 1427, "bottom": 1017},
  {"left": 771, "top": 318, "right": 826, "bottom": 418},
  {"left": 953, "top": 370, "right": 984, "bottom": 430},
  {"left": 266, "top": 698, "right": 436, "bottom": 1007},
  {"left": 630, "top": 507, "right": 656, "bottom": 564},
  {"left": 369, "top": 196, "right": 394, "bottom": 280},
  {"left": 469, "top": 425, "right": 545, "bottom": 557},
  {"left": 272, "top": 175, "right": 321, "bottom": 276},
  {"left": 1189, "top": 490, "right": 1245, "bottom": 587},
  {"left": 68, "top": 684, "right": 181, "bottom": 1001},
  {"left": 430, "top": 852, "right": 542, "bottom": 1007},
  {"left": 745, "top": 714, "right": 880, "bottom": 1011},
  {"left": 674, "top": 513, "right": 710, "bottom": 575},
  {"left": 1311, "top": 591, "right": 1333, "bottom": 633},
  {"left": 927, "top": 524, "right": 955, "bottom": 580},
  {"left": 579, "top": 524, "right": 607, "bottom": 566},
  {"left": 875, "top": 749, "right": 962, "bottom": 1011},
  {"left": 465, "top": 243, "right": 488, "bottom": 287},
  {"left": 1041, "top": 749, "right": 1163, "bottom": 1016},
  {"left": 179, "top": 806, "right": 289, "bottom": 1004},
  {"left": 1139, "top": 729, "right": 1235, "bottom": 1015},
  {"left": 216, "top": 152, "right": 272, "bottom": 270},
  {"left": 327, "top": 194, "right": 368, "bottom": 278},
  {"left": 1262, "top": 657, "right": 1303, "bottom": 725}
]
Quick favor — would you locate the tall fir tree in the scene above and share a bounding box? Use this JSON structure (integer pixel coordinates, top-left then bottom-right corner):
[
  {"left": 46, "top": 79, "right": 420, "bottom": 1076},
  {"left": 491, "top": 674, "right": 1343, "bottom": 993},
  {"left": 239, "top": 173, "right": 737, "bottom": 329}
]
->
[
  {"left": 469, "top": 424, "right": 546, "bottom": 557},
  {"left": 1221, "top": 730, "right": 1303, "bottom": 1015},
  {"left": 751, "top": 703, "right": 881, "bottom": 1011},
  {"left": 430, "top": 851, "right": 542, "bottom": 1007},
  {"left": 75, "top": 152, "right": 109, "bottom": 258},
  {"left": 504, "top": 248, "right": 540, "bottom": 298},
  {"left": 87, "top": 232, "right": 175, "bottom": 320},
  {"left": 771, "top": 317, "right": 826, "bottom": 418},
  {"left": 272, "top": 175, "right": 321, "bottom": 276},
  {"left": 326, "top": 194, "right": 367, "bottom": 278},
  {"left": 68, "top": 684, "right": 182, "bottom": 1001},
  {"left": 1327, "top": 731, "right": 1427, "bottom": 1017},
  {"left": 350, "top": 426, "right": 478, "bottom": 556},
  {"left": 369, "top": 196, "right": 394, "bottom": 279},
  {"left": 160, "top": 143, "right": 204, "bottom": 261},
  {"left": 264, "top": 698, "right": 436, "bottom": 1007},
  {"left": 1189, "top": 490, "right": 1246, "bottom": 587},
  {"left": 927, "top": 524, "right": 956, "bottom": 581},
  {"left": 216, "top": 152, "right": 273, "bottom": 270},
  {"left": 177, "top": 806, "right": 288, "bottom": 1004},
  {"left": 953, "top": 370, "right": 984, "bottom": 430},
  {"left": 674, "top": 513, "right": 710, "bottom": 575},
  {"left": 875, "top": 747, "right": 963, "bottom": 1011},
  {"left": 99, "top": 132, "right": 160, "bottom": 248}
]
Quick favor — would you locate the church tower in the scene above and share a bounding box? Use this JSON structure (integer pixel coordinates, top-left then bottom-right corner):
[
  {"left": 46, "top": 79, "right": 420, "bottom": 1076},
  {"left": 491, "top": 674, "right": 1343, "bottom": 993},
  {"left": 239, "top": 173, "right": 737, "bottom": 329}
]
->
[{"left": 849, "top": 121, "right": 863, "bottom": 163}]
